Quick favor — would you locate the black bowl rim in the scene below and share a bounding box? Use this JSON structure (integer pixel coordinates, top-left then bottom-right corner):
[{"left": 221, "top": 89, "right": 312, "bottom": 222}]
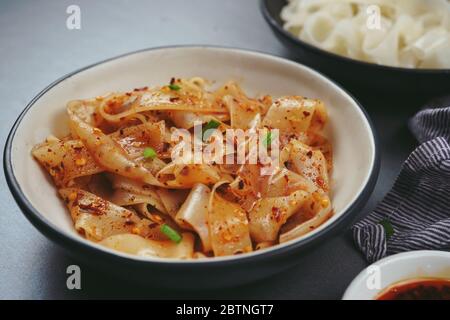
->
[
  {"left": 260, "top": 0, "right": 450, "bottom": 74},
  {"left": 3, "top": 45, "right": 380, "bottom": 268}
]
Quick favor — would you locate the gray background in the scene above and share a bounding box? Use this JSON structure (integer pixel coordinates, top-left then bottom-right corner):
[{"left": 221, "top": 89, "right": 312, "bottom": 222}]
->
[{"left": 0, "top": 0, "right": 423, "bottom": 299}]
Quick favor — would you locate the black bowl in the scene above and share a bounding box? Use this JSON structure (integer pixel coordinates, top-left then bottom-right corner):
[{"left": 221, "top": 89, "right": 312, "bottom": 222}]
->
[
  {"left": 261, "top": 0, "right": 450, "bottom": 95},
  {"left": 4, "top": 46, "right": 380, "bottom": 289}
]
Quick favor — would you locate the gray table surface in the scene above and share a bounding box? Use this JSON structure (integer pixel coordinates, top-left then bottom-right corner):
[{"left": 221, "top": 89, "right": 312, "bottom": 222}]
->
[{"left": 0, "top": 0, "right": 426, "bottom": 299}]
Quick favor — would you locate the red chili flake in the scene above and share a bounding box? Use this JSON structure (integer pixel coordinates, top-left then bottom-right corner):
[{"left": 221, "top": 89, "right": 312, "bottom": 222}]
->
[
  {"left": 306, "top": 151, "right": 313, "bottom": 158},
  {"left": 316, "top": 177, "right": 324, "bottom": 188},
  {"left": 162, "top": 142, "right": 170, "bottom": 152},
  {"left": 133, "top": 86, "right": 148, "bottom": 92},
  {"left": 78, "top": 200, "right": 107, "bottom": 216},
  {"left": 271, "top": 207, "right": 282, "bottom": 222},
  {"left": 303, "top": 111, "right": 311, "bottom": 117},
  {"left": 180, "top": 166, "right": 189, "bottom": 176}
]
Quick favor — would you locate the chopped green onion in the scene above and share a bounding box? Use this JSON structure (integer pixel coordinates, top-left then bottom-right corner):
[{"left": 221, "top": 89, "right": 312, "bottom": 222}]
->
[
  {"left": 168, "top": 84, "right": 181, "bottom": 91},
  {"left": 160, "top": 224, "right": 182, "bottom": 243},
  {"left": 263, "top": 131, "right": 276, "bottom": 148},
  {"left": 202, "top": 119, "right": 220, "bottom": 141},
  {"left": 379, "top": 219, "right": 394, "bottom": 239},
  {"left": 143, "top": 147, "right": 157, "bottom": 159}
]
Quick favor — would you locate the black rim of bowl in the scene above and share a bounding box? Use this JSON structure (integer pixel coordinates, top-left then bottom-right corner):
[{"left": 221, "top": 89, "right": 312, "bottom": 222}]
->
[
  {"left": 260, "top": 0, "right": 450, "bottom": 75},
  {"left": 3, "top": 45, "right": 380, "bottom": 268}
]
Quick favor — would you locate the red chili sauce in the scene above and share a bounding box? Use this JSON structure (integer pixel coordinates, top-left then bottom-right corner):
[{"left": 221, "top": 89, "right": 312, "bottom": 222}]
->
[{"left": 377, "top": 278, "right": 450, "bottom": 300}]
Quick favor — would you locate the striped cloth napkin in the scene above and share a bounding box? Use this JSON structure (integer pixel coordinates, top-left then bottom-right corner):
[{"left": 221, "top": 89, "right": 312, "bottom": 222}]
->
[{"left": 353, "top": 96, "right": 450, "bottom": 263}]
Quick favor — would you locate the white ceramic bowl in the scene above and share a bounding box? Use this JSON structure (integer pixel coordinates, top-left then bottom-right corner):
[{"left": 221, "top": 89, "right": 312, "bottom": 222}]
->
[
  {"left": 343, "top": 251, "right": 450, "bottom": 300},
  {"left": 4, "top": 46, "right": 379, "bottom": 287}
]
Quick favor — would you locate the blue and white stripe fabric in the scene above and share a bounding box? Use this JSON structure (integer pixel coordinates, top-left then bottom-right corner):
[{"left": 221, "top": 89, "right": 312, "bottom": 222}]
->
[{"left": 353, "top": 97, "right": 450, "bottom": 263}]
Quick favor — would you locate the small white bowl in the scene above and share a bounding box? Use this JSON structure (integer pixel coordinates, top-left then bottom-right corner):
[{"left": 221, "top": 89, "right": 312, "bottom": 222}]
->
[
  {"left": 343, "top": 250, "right": 450, "bottom": 300},
  {"left": 4, "top": 46, "right": 379, "bottom": 287}
]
